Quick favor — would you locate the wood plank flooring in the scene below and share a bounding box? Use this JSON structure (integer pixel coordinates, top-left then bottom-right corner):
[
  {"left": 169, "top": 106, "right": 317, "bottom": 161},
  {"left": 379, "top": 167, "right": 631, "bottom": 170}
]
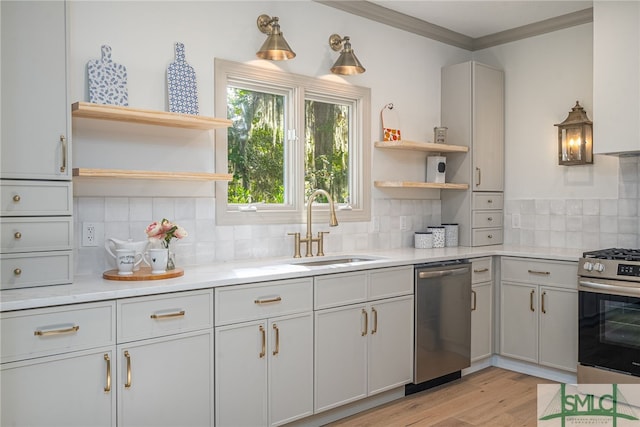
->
[{"left": 325, "top": 367, "right": 556, "bottom": 427}]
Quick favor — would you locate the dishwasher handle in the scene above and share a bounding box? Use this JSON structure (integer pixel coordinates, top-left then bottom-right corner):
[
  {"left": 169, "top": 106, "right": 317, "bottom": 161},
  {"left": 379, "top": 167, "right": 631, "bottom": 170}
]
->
[{"left": 418, "top": 266, "right": 469, "bottom": 279}]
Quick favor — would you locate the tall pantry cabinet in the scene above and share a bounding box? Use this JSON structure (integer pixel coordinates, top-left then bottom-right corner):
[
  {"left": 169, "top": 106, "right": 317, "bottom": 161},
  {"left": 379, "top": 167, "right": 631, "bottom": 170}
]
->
[
  {"left": 440, "top": 61, "right": 504, "bottom": 247},
  {"left": 0, "top": 1, "right": 73, "bottom": 289}
]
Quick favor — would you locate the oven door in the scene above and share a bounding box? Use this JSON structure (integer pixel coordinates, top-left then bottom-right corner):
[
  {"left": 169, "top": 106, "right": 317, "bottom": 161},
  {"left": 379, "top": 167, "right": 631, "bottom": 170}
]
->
[{"left": 579, "top": 279, "right": 640, "bottom": 377}]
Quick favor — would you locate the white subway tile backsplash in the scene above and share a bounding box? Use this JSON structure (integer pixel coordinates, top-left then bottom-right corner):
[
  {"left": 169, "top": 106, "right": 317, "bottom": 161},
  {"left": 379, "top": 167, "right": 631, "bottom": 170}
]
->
[
  {"left": 566, "top": 200, "right": 583, "bottom": 216},
  {"left": 105, "top": 198, "right": 129, "bottom": 221},
  {"left": 582, "top": 199, "right": 599, "bottom": 216}
]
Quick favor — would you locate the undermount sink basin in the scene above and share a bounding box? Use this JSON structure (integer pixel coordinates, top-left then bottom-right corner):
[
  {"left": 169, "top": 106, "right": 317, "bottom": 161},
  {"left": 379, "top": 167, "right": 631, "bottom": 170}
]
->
[{"left": 291, "top": 257, "right": 380, "bottom": 267}]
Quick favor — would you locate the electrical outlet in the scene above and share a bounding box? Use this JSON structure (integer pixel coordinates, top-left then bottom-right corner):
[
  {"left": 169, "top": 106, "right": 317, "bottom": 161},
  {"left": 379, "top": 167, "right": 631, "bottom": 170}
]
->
[
  {"left": 512, "top": 213, "right": 521, "bottom": 229},
  {"left": 82, "top": 222, "right": 98, "bottom": 247}
]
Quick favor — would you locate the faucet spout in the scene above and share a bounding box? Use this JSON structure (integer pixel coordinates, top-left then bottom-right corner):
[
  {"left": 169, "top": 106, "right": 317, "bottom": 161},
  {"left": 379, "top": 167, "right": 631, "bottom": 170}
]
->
[{"left": 306, "top": 189, "right": 339, "bottom": 239}]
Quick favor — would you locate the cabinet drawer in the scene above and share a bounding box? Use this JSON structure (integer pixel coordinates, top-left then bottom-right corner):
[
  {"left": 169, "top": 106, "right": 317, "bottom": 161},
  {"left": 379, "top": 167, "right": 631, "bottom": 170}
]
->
[
  {"left": 314, "top": 271, "right": 367, "bottom": 310},
  {"left": 215, "top": 278, "right": 312, "bottom": 325},
  {"left": 117, "top": 290, "right": 213, "bottom": 343},
  {"left": 0, "top": 251, "right": 72, "bottom": 290},
  {"left": 0, "top": 217, "right": 72, "bottom": 253},
  {"left": 1, "top": 301, "right": 116, "bottom": 363},
  {"left": 1, "top": 180, "right": 72, "bottom": 216},
  {"left": 471, "top": 257, "right": 492, "bottom": 284},
  {"left": 471, "top": 228, "right": 503, "bottom": 246},
  {"left": 501, "top": 257, "right": 577, "bottom": 289},
  {"left": 369, "top": 266, "right": 413, "bottom": 300},
  {"left": 472, "top": 210, "right": 503, "bottom": 228},
  {"left": 472, "top": 192, "right": 503, "bottom": 210}
]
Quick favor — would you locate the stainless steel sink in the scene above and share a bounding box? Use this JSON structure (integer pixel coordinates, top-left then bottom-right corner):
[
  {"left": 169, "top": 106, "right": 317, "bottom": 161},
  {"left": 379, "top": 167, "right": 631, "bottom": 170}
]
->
[{"left": 291, "top": 257, "right": 379, "bottom": 267}]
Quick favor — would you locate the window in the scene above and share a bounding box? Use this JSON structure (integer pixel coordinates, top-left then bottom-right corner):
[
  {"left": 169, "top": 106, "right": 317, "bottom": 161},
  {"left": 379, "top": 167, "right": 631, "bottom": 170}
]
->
[{"left": 214, "top": 59, "right": 371, "bottom": 225}]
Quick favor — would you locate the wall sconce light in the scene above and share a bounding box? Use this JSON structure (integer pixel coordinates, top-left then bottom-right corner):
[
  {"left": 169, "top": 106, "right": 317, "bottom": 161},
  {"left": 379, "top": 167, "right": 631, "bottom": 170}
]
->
[
  {"left": 329, "top": 34, "right": 365, "bottom": 75},
  {"left": 555, "top": 101, "right": 593, "bottom": 165},
  {"left": 256, "top": 14, "right": 296, "bottom": 61}
]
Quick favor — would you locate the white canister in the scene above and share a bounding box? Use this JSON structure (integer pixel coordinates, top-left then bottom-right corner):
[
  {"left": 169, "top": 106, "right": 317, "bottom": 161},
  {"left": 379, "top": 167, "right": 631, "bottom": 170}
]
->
[
  {"left": 414, "top": 231, "right": 433, "bottom": 249},
  {"left": 426, "top": 156, "right": 446, "bottom": 183},
  {"left": 427, "top": 226, "right": 445, "bottom": 248},
  {"left": 442, "top": 223, "right": 459, "bottom": 247}
]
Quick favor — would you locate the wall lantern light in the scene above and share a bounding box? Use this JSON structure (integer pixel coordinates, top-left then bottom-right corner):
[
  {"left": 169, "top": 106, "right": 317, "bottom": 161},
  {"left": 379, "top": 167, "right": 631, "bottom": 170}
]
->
[
  {"left": 555, "top": 101, "right": 593, "bottom": 166},
  {"left": 329, "top": 34, "right": 365, "bottom": 75},
  {"left": 256, "top": 14, "right": 296, "bottom": 61}
]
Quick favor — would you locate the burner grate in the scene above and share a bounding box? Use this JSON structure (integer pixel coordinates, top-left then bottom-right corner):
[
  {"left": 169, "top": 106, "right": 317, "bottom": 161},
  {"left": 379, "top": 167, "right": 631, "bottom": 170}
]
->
[{"left": 583, "top": 248, "right": 640, "bottom": 261}]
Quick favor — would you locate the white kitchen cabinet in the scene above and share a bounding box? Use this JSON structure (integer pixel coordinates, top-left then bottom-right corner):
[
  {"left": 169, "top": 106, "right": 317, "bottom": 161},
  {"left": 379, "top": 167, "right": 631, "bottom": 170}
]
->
[
  {"left": 215, "top": 278, "right": 313, "bottom": 427},
  {"left": 593, "top": 1, "right": 640, "bottom": 155},
  {"left": 500, "top": 257, "right": 577, "bottom": 372},
  {"left": 441, "top": 61, "right": 504, "bottom": 246},
  {"left": 0, "top": 301, "right": 117, "bottom": 426},
  {"left": 471, "top": 257, "right": 493, "bottom": 361},
  {"left": 116, "top": 290, "right": 214, "bottom": 427},
  {"left": 314, "top": 266, "right": 414, "bottom": 413}
]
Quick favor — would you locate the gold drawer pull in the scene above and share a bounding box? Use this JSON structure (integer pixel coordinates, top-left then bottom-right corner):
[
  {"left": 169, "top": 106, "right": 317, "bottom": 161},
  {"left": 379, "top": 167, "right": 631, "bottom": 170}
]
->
[
  {"left": 272, "top": 323, "right": 280, "bottom": 356},
  {"left": 473, "top": 268, "right": 489, "bottom": 273},
  {"left": 104, "top": 354, "right": 111, "bottom": 393},
  {"left": 150, "top": 310, "right": 185, "bottom": 319},
  {"left": 487, "top": 235, "right": 493, "bottom": 239},
  {"left": 528, "top": 269, "right": 550, "bottom": 275},
  {"left": 12, "top": 194, "right": 21, "bottom": 202},
  {"left": 14, "top": 231, "right": 22, "bottom": 239},
  {"left": 13, "top": 268, "right": 22, "bottom": 276},
  {"left": 34, "top": 325, "right": 79, "bottom": 336},
  {"left": 124, "top": 350, "right": 132, "bottom": 388},
  {"left": 259, "top": 325, "right": 266, "bottom": 358},
  {"left": 487, "top": 217, "right": 493, "bottom": 221},
  {"left": 254, "top": 296, "right": 282, "bottom": 305}
]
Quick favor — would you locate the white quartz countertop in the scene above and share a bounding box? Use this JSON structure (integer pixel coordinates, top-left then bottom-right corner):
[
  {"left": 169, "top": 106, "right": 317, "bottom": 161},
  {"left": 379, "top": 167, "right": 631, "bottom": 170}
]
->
[{"left": 0, "top": 245, "right": 583, "bottom": 312}]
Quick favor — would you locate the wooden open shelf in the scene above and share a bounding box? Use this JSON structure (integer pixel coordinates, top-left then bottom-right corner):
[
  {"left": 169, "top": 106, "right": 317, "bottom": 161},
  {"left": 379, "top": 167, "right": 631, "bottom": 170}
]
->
[
  {"left": 374, "top": 140, "right": 469, "bottom": 153},
  {"left": 374, "top": 181, "right": 469, "bottom": 190},
  {"left": 72, "top": 102, "right": 232, "bottom": 130},
  {"left": 73, "top": 168, "right": 232, "bottom": 181}
]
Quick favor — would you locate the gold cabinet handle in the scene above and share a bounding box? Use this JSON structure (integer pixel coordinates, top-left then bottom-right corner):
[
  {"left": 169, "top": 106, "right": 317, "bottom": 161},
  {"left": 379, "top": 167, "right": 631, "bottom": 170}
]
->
[
  {"left": 104, "top": 354, "right": 111, "bottom": 393},
  {"left": 272, "top": 323, "right": 280, "bottom": 356},
  {"left": 488, "top": 235, "right": 493, "bottom": 239},
  {"left": 541, "top": 291, "right": 547, "bottom": 314},
  {"left": 34, "top": 325, "right": 79, "bottom": 336},
  {"left": 530, "top": 290, "right": 535, "bottom": 312},
  {"left": 60, "top": 135, "right": 67, "bottom": 173},
  {"left": 371, "top": 307, "right": 378, "bottom": 334},
  {"left": 487, "top": 217, "right": 493, "bottom": 221},
  {"left": 124, "top": 350, "right": 132, "bottom": 388},
  {"left": 361, "top": 308, "right": 368, "bottom": 336},
  {"left": 254, "top": 296, "right": 282, "bottom": 305},
  {"left": 473, "top": 268, "right": 489, "bottom": 273},
  {"left": 150, "top": 310, "right": 185, "bottom": 319},
  {"left": 12, "top": 194, "right": 20, "bottom": 202},
  {"left": 14, "top": 231, "right": 22, "bottom": 239},
  {"left": 476, "top": 167, "right": 481, "bottom": 186},
  {"left": 259, "top": 325, "right": 266, "bottom": 358},
  {"left": 528, "top": 269, "right": 550, "bottom": 275},
  {"left": 13, "top": 268, "right": 22, "bottom": 276},
  {"left": 471, "top": 290, "right": 477, "bottom": 311}
]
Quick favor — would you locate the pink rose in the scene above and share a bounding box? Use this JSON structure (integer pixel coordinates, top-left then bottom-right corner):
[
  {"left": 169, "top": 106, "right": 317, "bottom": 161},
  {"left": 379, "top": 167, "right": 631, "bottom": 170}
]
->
[
  {"left": 161, "top": 219, "right": 174, "bottom": 231},
  {"left": 174, "top": 226, "right": 188, "bottom": 239},
  {"left": 145, "top": 221, "right": 164, "bottom": 238}
]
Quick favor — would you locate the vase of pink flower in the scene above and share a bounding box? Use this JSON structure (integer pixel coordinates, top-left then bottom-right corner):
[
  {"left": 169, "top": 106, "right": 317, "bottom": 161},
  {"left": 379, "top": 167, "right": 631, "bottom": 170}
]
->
[{"left": 145, "top": 219, "right": 188, "bottom": 270}]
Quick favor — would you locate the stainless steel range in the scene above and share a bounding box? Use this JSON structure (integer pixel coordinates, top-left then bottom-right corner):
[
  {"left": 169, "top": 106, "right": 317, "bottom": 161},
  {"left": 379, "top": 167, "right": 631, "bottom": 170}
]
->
[{"left": 578, "top": 248, "right": 640, "bottom": 383}]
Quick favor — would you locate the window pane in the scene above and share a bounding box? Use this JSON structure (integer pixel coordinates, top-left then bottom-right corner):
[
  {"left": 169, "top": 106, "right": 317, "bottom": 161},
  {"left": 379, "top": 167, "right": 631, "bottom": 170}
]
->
[
  {"left": 227, "top": 86, "right": 285, "bottom": 204},
  {"left": 304, "top": 99, "right": 350, "bottom": 204}
]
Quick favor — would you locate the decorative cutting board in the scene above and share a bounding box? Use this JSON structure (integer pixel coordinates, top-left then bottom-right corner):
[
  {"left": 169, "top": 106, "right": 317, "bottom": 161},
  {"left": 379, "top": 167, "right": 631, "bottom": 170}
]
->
[
  {"left": 103, "top": 267, "right": 184, "bottom": 281},
  {"left": 381, "top": 103, "right": 401, "bottom": 141},
  {"left": 167, "top": 42, "right": 199, "bottom": 115},
  {"left": 87, "top": 45, "right": 129, "bottom": 106}
]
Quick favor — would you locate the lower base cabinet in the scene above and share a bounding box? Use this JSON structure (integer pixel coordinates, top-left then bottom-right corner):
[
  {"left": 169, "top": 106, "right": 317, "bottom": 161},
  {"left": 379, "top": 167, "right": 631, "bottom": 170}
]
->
[{"left": 471, "top": 282, "right": 493, "bottom": 361}]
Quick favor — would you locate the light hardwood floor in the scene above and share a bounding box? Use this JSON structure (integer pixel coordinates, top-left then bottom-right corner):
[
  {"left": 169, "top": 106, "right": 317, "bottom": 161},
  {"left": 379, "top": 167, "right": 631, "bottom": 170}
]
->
[{"left": 325, "top": 367, "right": 556, "bottom": 427}]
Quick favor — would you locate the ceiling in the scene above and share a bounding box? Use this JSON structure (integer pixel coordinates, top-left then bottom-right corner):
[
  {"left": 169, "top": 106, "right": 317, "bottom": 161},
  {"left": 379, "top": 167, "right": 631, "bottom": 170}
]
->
[{"left": 316, "top": 1, "right": 594, "bottom": 50}]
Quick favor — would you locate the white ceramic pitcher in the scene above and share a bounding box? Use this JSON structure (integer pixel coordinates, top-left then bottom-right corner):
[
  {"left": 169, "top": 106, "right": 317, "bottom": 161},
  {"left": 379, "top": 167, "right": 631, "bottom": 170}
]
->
[{"left": 105, "top": 238, "right": 149, "bottom": 271}]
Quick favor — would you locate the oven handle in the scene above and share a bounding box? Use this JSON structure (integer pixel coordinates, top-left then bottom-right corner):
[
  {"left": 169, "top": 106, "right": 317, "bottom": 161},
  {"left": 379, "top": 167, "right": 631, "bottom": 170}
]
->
[{"left": 579, "top": 280, "right": 640, "bottom": 296}]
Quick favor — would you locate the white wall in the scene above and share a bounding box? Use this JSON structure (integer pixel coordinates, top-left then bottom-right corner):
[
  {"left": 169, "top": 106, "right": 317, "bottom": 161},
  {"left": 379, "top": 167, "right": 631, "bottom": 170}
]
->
[{"left": 473, "top": 23, "right": 619, "bottom": 200}]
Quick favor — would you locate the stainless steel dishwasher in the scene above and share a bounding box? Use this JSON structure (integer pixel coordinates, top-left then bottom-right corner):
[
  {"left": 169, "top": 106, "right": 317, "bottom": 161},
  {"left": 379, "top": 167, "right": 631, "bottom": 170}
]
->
[{"left": 411, "top": 260, "right": 471, "bottom": 390}]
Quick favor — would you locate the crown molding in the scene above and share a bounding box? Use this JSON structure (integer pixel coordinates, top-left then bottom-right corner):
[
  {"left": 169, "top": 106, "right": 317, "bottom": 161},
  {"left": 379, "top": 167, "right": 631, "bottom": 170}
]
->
[{"left": 314, "top": 1, "right": 593, "bottom": 52}]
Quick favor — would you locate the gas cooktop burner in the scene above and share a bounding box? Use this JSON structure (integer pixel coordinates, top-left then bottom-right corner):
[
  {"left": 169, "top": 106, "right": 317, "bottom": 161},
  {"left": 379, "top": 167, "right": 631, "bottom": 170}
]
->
[{"left": 583, "top": 248, "right": 640, "bottom": 261}]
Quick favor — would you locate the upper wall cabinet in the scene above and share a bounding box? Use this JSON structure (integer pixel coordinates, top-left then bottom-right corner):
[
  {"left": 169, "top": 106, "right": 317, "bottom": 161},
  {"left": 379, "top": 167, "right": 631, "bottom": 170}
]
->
[
  {"left": 593, "top": 2, "right": 640, "bottom": 155},
  {"left": 1, "top": 1, "right": 70, "bottom": 180}
]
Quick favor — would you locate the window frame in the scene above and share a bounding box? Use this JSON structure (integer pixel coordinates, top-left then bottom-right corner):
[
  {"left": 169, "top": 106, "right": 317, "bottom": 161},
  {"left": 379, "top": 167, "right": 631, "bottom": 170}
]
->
[{"left": 214, "top": 58, "right": 371, "bottom": 225}]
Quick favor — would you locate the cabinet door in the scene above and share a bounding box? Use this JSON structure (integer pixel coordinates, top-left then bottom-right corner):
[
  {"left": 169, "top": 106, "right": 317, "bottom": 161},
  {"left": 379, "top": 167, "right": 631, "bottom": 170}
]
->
[
  {"left": 1, "top": 1, "right": 69, "bottom": 180},
  {"left": 472, "top": 62, "right": 504, "bottom": 191},
  {"left": 471, "top": 282, "right": 493, "bottom": 361},
  {"left": 539, "top": 287, "right": 578, "bottom": 372},
  {"left": 215, "top": 320, "right": 267, "bottom": 427},
  {"left": 500, "top": 282, "right": 537, "bottom": 363},
  {"left": 368, "top": 296, "right": 414, "bottom": 395},
  {"left": 118, "top": 330, "right": 214, "bottom": 427},
  {"left": 314, "top": 304, "right": 367, "bottom": 412},
  {"left": 1, "top": 347, "right": 115, "bottom": 427},
  {"left": 268, "top": 313, "right": 313, "bottom": 426}
]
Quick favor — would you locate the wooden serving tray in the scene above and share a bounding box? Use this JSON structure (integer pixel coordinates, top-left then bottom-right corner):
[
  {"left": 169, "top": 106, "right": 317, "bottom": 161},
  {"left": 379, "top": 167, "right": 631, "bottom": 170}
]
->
[{"left": 103, "top": 267, "right": 184, "bottom": 281}]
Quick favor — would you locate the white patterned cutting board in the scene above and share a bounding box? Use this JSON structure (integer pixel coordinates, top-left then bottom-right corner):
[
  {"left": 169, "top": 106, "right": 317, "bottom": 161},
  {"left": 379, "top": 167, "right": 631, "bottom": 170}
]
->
[
  {"left": 87, "top": 45, "right": 128, "bottom": 106},
  {"left": 167, "top": 42, "right": 199, "bottom": 115}
]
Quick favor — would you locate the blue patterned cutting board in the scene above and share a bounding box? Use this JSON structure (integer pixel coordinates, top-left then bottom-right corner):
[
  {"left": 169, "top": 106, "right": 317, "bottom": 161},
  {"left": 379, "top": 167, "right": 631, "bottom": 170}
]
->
[
  {"left": 167, "top": 42, "right": 199, "bottom": 115},
  {"left": 87, "top": 45, "right": 128, "bottom": 106}
]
